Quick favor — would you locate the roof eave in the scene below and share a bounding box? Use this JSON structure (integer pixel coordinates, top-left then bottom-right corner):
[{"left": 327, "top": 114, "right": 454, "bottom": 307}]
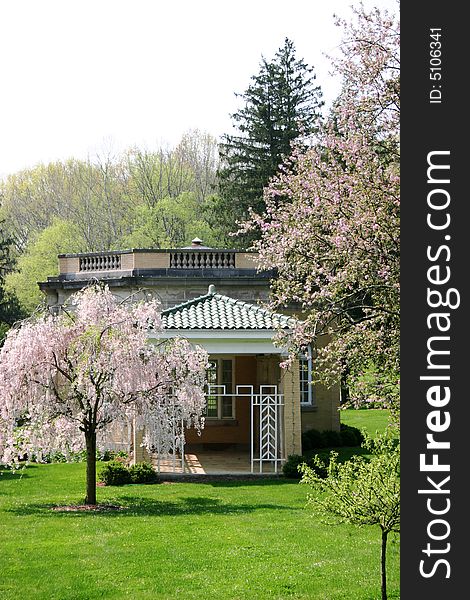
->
[{"left": 153, "top": 328, "right": 290, "bottom": 339}]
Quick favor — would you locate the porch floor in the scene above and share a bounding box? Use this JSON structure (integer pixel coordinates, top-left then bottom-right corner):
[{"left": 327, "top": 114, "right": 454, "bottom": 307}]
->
[{"left": 152, "top": 450, "right": 282, "bottom": 475}]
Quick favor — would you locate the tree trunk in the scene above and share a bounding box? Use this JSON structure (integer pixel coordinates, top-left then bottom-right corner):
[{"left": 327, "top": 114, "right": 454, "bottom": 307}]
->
[
  {"left": 85, "top": 428, "right": 97, "bottom": 505},
  {"left": 381, "top": 528, "right": 388, "bottom": 600}
]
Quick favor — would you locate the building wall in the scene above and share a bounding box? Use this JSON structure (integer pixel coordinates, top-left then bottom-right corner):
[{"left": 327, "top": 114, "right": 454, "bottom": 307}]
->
[
  {"left": 147, "top": 282, "right": 270, "bottom": 310},
  {"left": 42, "top": 281, "right": 271, "bottom": 312},
  {"left": 101, "top": 420, "right": 132, "bottom": 453},
  {"left": 300, "top": 380, "right": 341, "bottom": 434},
  {"left": 299, "top": 332, "right": 341, "bottom": 434}
]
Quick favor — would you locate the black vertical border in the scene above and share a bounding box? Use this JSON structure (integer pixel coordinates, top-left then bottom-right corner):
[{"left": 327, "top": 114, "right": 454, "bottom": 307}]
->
[{"left": 401, "top": 3, "right": 467, "bottom": 598}]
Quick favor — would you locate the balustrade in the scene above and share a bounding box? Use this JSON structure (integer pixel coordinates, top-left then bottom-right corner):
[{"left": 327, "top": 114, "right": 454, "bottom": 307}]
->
[
  {"left": 169, "top": 251, "right": 236, "bottom": 269},
  {"left": 79, "top": 254, "right": 121, "bottom": 272}
]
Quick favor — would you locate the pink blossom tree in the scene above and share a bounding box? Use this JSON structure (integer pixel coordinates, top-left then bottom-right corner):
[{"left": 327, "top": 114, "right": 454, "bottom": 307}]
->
[
  {"left": 239, "top": 5, "right": 400, "bottom": 410},
  {"left": 0, "top": 285, "right": 208, "bottom": 505}
]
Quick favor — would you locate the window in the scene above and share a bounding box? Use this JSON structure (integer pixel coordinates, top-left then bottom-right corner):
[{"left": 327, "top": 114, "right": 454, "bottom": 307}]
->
[
  {"left": 299, "top": 347, "right": 314, "bottom": 405},
  {"left": 205, "top": 358, "right": 235, "bottom": 419}
]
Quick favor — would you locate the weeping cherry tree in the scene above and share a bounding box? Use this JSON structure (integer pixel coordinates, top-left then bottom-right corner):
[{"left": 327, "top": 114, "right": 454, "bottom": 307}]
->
[{"left": 0, "top": 285, "right": 208, "bottom": 505}]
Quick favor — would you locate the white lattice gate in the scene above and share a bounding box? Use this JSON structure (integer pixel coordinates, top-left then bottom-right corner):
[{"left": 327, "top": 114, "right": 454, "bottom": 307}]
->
[
  {"left": 250, "top": 385, "right": 284, "bottom": 473},
  {"left": 204, "top": 384, "right": 285, "bottom": 473}
]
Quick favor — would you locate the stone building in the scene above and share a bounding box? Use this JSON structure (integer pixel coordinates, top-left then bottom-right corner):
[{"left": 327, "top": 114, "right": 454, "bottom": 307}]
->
[{"left": 39, "top": 238, "right": 340, "bottom": 474}]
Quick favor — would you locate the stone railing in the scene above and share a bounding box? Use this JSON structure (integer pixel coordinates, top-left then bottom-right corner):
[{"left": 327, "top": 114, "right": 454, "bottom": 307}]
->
[
  {"left": 169, "top": 251, "right": 236, "bottom": 269},
  {"left": 58, "top": 249, "right": 257, "bottom": 275},
  {"left": 79, "top": 253, "right": 122, "bottom": 272}
]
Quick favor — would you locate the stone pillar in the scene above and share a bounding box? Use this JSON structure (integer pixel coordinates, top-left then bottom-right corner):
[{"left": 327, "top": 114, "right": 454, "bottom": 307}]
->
[
  {"left": 133, "top": 427, "right": 151, "bottom": 464},
  {"left": 58, "top": 256, "right": 80, "bottom": 274},
  {"left": 282, "top": 360, "right": 302, "bottom": 457}
]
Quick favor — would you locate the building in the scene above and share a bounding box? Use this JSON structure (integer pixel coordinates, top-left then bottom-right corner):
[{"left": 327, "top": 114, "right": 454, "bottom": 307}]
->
[{"left": 39, "top": 239, "right": 340, "bottom": 474}]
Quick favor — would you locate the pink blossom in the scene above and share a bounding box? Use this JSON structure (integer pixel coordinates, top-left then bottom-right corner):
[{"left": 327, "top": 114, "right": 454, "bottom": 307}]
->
[{"left": 0, "top": 285, "right": 208, "bottom": 470}]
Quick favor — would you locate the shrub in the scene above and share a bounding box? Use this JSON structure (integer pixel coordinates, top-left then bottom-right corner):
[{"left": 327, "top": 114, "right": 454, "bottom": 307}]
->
[
  {"left": 98, "top": 460, "right": 158, "bottom": 486},
  {"left": 322, "top": 429, "right": 343, "bottom": 447},
  {"left": 99, "top": 449, "right": 129, "bottom": 462},
  {"left": 30, "top": 451, "right": 67, "bottom": 464},
  {"left": 69, "top": 450, "right": 87, "bottom": 463},
  {"left": 339, "top": 427, "right": 358, "bottom": 446},
  {"left": 282, "top": 454, "right": 307, "bottom": 479},
  {"left": 307, "top": 452, "right": 331, "bottom": 479},
  {"left": 301, "top": 429, "right": 326, "bottom": 452},
  {"left": 128, "top": 462, "right": 159, "bottom": 484},
  {"left": 302, "top": 425, "right": 364, "bottom": 455},
  {"left": 340, "top": 423, "right": 364, "bottom": 446},
  {"left": 98, "top": 460, "right": 131, "bottom": 486}
]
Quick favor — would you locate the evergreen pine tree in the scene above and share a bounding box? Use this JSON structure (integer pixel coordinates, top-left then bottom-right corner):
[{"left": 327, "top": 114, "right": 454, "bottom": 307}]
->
[
  {"left": 0, "top": 223, "right": 25, "bottom": 342},
  {"left": 216, "top": 38, "right": 323, "bottom": 246}
]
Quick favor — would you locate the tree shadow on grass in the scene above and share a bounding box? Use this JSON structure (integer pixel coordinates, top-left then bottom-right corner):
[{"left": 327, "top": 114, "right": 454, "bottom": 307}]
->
[
  {"left": 159, "top": 476, "right": 298, "bottom": 488},
  {"left": 0, "top": 467, "right": 34, "bottom": 481},
  {"left": 120, "top": 495, "right": 296, "bottom": 516},
  {"left": 7, "top": 494, "right": 297, "bottom": 518}
]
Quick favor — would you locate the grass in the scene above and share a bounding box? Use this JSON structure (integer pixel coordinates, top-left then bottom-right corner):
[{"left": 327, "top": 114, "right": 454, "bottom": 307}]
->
[
  {"left": 0, "top": 465, "right": 399, "bottom": 600},
  {"left": 340, "top": 407, "right": 392, "bottom": 438},
  {"left": 0, "top": 410, "right": 399, "bottom": 600}
]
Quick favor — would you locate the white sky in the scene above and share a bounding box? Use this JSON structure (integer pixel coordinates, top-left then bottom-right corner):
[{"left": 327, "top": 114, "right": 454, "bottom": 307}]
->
[{"left": 0, "top": 0, "right": 398, "bottom": 178}]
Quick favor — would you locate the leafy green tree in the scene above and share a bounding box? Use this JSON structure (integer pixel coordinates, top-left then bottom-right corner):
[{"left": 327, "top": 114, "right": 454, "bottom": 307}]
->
[
  {"left": 0, "top": 290, "right": 25, "bottom": 343},
  {"left": 347, "top": 362, "right": 400, "bottom": 410},
  {"left": 121, "top": 192, "right": 225, "bottom": 249},
  {"left": 0, "top": 130, "right": 220, "bottom": 255},
  {"left": 126, "top": 131, "right": 219, "bottom": 208},
  {"left": 217, "top": 38, "right": 323, "bottom": 245},
  {"left": 5, "top": 219, "right": 86, "bottom": 314},
  {"left": 126, "top": 147, "right": 194, "bottom": 208},
  {"left": 0, "top": 131, "right": 224, "bottom": 310},
  {"left": 300, "top": 431, "right": 400, "bottom": 600},
  {"left": 0, "top": 158, "right": 133, "bottom": 253},
  {"left": 175, "top": 130, "right": 219, "bottom": 203},
  {"left": 0, "top": 222, "right": 26, "bottom": 342}
]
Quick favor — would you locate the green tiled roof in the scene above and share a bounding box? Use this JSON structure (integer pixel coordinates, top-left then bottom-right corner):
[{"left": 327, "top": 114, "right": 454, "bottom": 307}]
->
[{"left": 162, "top": 287, "right": 296, "bottom": 330}]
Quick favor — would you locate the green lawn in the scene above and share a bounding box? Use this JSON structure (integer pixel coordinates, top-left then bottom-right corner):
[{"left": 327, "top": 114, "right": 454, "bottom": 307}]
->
[
  {"left": 0, "top": 462, "right": 399, "bottom": 600},
  {"left": 340, "top": 408, "right": 391, "bottom": 438}
]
